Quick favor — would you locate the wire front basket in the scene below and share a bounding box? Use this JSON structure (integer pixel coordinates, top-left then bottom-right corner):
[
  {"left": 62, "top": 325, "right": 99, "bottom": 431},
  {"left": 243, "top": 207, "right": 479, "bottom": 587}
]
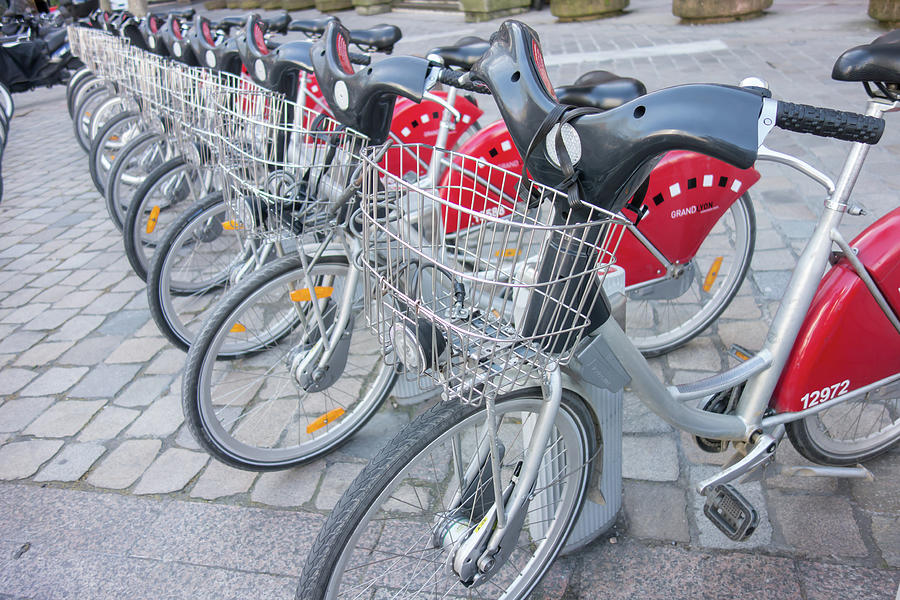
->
[
  {"left": 213, "top": 72, "right": 369, "bottom": 243},
  {"left": 359, "top": 143, "right": 627, "bottom": 406}
]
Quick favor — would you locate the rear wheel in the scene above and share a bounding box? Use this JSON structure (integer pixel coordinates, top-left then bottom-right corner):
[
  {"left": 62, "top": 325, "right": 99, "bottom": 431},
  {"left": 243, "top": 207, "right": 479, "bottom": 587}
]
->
[
  {"left": 296, "top": 388, "right": 594, "bottom": 599},
  {"left": 181, "top": 254, "right": 396, "bottom": 470},
  {"left": 787, "top": 382, "right": 900, "bottom": 465},
  {"left": 626, "top": 193, "right": 755, "bottom": 357}
]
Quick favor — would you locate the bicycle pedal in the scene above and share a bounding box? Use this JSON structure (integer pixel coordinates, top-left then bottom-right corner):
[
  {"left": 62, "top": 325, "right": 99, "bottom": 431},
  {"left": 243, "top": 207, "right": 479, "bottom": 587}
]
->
[
  {"left": 728, "top": 344, "right": 754, "bottom": 363},
  {"left": 703, "top": 484, "right": 758, "bottom": 541}
]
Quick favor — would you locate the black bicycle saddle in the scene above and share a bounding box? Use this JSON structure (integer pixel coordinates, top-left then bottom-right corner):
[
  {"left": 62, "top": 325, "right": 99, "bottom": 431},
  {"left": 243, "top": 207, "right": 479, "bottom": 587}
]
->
[
  {"left": 348, "top": 24, "right": 401, "bottom": 53},
  {"left": 288, "top": 16, "right": 333, "bottom": 35},
  {"left": 832, "top": 29, "right": 900, "bottom": 84},
  {"left": 428, "top": 38, "right": 489, "bottom": 70},
  {"left": 555, "top": 70, "right": 646, "bottom": 111},
  {"left": 265, "top": 13, "right": 290, "bottom": 35}
]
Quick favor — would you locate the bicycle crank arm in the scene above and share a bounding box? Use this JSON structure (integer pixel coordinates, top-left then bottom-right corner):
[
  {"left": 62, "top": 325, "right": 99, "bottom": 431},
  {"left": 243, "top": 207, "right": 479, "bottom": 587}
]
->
[{"left": 697, "top": 432, "right": 777, "bottom": 496}]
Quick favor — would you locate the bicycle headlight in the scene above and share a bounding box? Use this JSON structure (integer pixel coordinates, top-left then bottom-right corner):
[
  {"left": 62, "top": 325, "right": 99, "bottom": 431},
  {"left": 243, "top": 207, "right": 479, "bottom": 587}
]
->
[{"left": 390, "top": 321, "right": 428, "bottom": 374}]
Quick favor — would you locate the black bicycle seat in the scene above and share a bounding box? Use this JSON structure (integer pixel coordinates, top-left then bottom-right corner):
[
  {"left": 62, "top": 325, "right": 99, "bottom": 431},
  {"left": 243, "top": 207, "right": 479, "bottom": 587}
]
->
[
  {"left": 428, "top": 38, "right": 489, "bottom": 70},
  {"left": 215, "top": 15, "right": 246, "bottom": 33},
  {"left": 554, "top": 71, "right": 646, "bottom": 111},
  {"left": 349, "top": 24, "right": 401, "bottom": 53},
  {"left": 833, "top": 30, "right": 900, "bottom": 84},
  {"left": 288, "top": 16, "right": 333, "bottom": 35},
  {"left": 264, "top": 13, "right": 290, "bottom": 35},
  {"left": 166, "top": 7, "right": 195, "bottom": 20}
]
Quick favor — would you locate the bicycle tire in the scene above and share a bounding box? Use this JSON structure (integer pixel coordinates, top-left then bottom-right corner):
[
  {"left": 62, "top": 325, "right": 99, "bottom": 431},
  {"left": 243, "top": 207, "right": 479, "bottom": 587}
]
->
[
  {"left": 786, "top": 388, "right": 900, "bottom": 466},
  {"left": 0, "top": 81, "right": 12, "bottom": 120},
  {"left": 72, "top": 86, "right": 110, "bottom": 153},
  {"left": 89, "top": 110, "right": 141, "bottom": 196},
  {"left": 65, "top": 67, "right": 93, "bottom": 116},
  {"left": 181, "top": 253, "right": 397, "bottom": 470},
  {"left": 627, "top": 192, "right": 756, "bottom": 357},
  {"left": 105, "top": 132, "right": 168, "bottom": 231},
  {"left": 87, "top": 94, "right": 130, "bottom": 145},
  {"left": 296, "top": 387, "right": 594, "bottom": 599},
  {"left": 122, "top": 156, "right": 197, "bottom": 281},
  {"left": 148, "top": 191, "right": 243, "bottom": 351}
]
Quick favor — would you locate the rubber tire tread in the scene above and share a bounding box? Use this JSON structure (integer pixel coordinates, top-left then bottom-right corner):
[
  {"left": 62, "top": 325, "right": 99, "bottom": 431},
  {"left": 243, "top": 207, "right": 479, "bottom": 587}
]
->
[
  {"left": 0, "top": 81, "right": 12, "bottom": 119},
  {"left": 181, "top": 253, "right": 395, "bottom": 470},
  {"left": 89, "top": 110, "right": 139, "bottom": 195},
  {"left": 785, "top": 410, "right": 900, "bottom": 466},
  {"left": 104, "top": 131, "right": 160, "bottom": 231},
  {"left": 72, "top": 86, "right": 108, "bottom": 153},
  {"left": 147, "top": 191, "right": 225, "bottom": 352},
  {"left": 639, "top": 192, "right": 756, "bottom": 358},
  {"left": 66, "top": 69, "right": 94, "bottom": 117},
  {"left": 296, "top": 388, "right": 594, "bottom": 600},
  {"left": 122, "top": 156, "right": 187, "bottom": 281}
]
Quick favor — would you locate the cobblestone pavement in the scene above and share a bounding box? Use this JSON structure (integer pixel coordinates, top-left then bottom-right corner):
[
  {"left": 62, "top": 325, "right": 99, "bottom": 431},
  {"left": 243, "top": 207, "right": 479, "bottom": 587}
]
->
[{"left": 1, "top": 0, "right": 899, "bottom": 597}]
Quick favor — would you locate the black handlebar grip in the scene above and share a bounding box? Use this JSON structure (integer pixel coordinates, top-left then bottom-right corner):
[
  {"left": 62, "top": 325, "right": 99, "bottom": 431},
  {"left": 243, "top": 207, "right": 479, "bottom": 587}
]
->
[
  {"left": 437, "top": 68, "right": 491, "bottom": 94},
  {"left": 350, "top": 51, "right": 371, "bottom": 66},
  {"left": 775, "top": 101, "right": 884, "bottom": 145}
]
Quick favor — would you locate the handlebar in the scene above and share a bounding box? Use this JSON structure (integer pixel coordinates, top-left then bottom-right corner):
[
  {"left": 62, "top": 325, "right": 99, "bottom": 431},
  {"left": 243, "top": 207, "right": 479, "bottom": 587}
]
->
[
  {"left": 775, "top": 101, "right": 884, "bottom": 145},
  {"left": 436, "top": 68, "right": 491, "bottom": 94}
]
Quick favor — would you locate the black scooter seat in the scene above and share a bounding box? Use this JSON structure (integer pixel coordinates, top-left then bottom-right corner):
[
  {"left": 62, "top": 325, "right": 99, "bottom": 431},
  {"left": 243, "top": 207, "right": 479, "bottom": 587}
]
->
[
  {"left": 554, "top": 70, "right": 646, "bottom": 110},
  {"left": 44, "top": 28, "right": 68, "bottom": 54},
  {"left": 833, "top": 30, "right": 900, "bottom": 84}
]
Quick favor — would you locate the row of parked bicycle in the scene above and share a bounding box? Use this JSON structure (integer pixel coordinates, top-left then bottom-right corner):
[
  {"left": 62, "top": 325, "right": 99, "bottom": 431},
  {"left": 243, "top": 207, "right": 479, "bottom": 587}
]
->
[{"left": 65, "top": 9, "right": 900, "bottom": 599}]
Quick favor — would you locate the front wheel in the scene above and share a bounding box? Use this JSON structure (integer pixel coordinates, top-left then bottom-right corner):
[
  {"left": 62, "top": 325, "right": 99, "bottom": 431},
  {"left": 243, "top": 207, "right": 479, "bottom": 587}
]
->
[
  {"left": 181, "top": 254, "right": 396, "bottom": 470},
  {"left": 123, "top": 157, "right": 200, "bottom": 281},
  {"left": 147, "top": 192, "right": 244, "bottom": 351},
  {"left": 786, "top": 383, "right": 900, "bottom": 465},
  {"left": 89, "top": 110, "right": 141, "bottom": 196},
  {"left": 297, "top": 388, "right": 595, "bottom": 599},
  {"left": 105, "top": 132, "right": 169, "bottom": 230},
  {"left": 626, "top": 192, "right": 755, "bottom": 357}
]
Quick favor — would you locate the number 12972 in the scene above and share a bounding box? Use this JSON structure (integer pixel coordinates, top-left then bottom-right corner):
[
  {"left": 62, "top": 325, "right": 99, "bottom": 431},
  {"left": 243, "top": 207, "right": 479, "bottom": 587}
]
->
[{"left": 801, "top": 379, "right": 850, "bottom": 410}]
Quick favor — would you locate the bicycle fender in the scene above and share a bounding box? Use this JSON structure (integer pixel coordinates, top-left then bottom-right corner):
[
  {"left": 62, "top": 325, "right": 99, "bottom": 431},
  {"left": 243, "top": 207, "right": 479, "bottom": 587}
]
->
[
  {"left": 616, "top": 151, "right": 761, "bottom": 287},
  {"left": 380, "top": 93, "right": 483, "bottom": 179},
  {"left": 437, "top": 120, "right": 522, "bottom": 235},
  {"left": 771, "top": 207, "right": 900, "bottom": 414}
]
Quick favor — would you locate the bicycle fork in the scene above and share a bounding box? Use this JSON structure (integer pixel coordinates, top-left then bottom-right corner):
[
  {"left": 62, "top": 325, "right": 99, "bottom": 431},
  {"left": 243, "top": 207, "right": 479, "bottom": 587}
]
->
[{"left": 440, "top": 365, "right": 564, "bottom": 587}]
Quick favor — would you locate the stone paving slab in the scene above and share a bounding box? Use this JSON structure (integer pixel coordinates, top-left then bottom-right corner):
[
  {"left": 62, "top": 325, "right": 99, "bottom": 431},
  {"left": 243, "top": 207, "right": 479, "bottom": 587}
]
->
[{"left": 0, "top": 0, "right": 898, "bottom": 597}]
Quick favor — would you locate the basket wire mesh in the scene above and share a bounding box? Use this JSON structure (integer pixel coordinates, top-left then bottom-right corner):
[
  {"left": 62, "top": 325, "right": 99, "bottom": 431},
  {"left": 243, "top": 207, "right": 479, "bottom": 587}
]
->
[
  {"left": 212, "top": 71, "right": 369, "bottom": 243},
  {"left": 359, "top": 143, "right": 627, "bottom": 405}
]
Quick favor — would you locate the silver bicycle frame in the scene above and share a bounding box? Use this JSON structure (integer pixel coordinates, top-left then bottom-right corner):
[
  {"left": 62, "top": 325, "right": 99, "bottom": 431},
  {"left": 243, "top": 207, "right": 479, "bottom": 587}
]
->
[{"left": 579, "top": 96, "right": 900, "bottom": 443}]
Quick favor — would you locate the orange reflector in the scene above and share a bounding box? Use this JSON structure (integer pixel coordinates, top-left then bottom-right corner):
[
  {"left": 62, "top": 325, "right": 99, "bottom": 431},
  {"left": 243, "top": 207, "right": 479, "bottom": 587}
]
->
[
  {"left": 290, "top": 287, "right": 333, "bottom": 302},
  {"left": 495, "top": 248, "right": 519, "bottom": 258},
  {"left": 306, "top": 407, "right": 345, "bottom": 434},
  {"left": 734, "top": 350, "right": 750, "bottom": 361},
  {"left": 222, "top": 220, "right": 243, "bottom": 231},
  {"left": 230, "top": 322, "right": 246, "bottom": 333},
  {"left": 146, "top": 205, "right": 161, "bottom": 234},
  {"left": 110, "top": 135, "right": 120, "bottom": 142},
  {"left": 703, "top": 257, "right": 723, "bottom": 292}
]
